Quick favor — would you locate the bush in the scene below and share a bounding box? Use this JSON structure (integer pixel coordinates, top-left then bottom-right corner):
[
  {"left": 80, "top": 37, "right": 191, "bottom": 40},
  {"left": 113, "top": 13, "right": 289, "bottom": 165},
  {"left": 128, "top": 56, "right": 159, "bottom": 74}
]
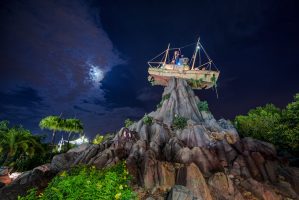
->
[
  {"left": 92, "top": 133, "right": 115, "bottom": 145},
  {"left": 234, "top": 104, "right": 281, "bottom": 142},
  {"left": 124, "top": 119, "right": 134, "bottom": 128},
  {"left": 92, "top": 134, "right": 104, "bottom": 144},
  {"left": 14, "top": 144, "right": 53, "bottom": 171},
  {"left": 0, "top": 121, "right": 49, "bottom": 171},
  {"left": 172, "top": 115, "right": 187, "bottom": 130},
  {"left": 142, "top": 114, "right": 153, "bottom": 125},
  {"left": 187, "top": 78, "right": 203, "bottom": 88},
  {"left": 156, "top": 93, "right": 170, "bottom": 109},
  {"left": 234, "top": 94, "right": 299, "bottom": 154},
  {"left": 197, "top": 101, "right": 209, "bottom": 112},
  {"left": 19, "top": 161, "right": 137, "bottom": 200}
]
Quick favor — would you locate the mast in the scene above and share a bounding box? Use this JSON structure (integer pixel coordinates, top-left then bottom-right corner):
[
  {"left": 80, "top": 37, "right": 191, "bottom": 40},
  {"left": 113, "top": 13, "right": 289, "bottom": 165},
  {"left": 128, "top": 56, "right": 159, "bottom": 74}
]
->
[
  {"left": 163, "top": 43, "right": 170, "bottom": 65},
  {"left": 191, "top": 37, "right": 200, "bottom": 70}
]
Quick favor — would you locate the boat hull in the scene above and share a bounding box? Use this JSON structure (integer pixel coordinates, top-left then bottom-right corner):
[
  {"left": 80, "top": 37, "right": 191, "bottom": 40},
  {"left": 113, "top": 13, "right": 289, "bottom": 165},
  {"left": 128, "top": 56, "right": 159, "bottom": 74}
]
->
[{"left": 148, "top": 67, "right": 220, "bottom": 89}]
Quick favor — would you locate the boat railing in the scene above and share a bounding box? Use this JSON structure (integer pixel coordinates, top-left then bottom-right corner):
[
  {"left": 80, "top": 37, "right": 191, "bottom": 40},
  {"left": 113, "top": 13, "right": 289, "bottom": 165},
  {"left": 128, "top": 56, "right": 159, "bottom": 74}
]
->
[{"left": 148, "top": 61, "right": 164, "bottom": 68}]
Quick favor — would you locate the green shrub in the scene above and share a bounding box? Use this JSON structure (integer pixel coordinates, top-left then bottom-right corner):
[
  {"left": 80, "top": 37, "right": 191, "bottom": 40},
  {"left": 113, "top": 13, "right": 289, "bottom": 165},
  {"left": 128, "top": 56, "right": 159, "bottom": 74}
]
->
[
  {"left": 187, "top": 78, "right": 203, "bottom": 88},
  {"left": 92, "top": 133, "right": 114, "bottom": 145},
  {"left": 234, "top": 104, "right": 281, "bottom": 142},
  {"left": 157, "top": 93, "right": 170, "bottom": 108},
  {"left": 142, "top": 114, "right": 153, "bottom": 125},
  {"left": 0, "top": 121, "right": 49, "bottom": 171},
  {"left": 92, "top": 134, "right": 104, "bottom": 144},
  {"left": 234, "top": 94, "right": 299, "bottom": 154},
  {"left": 211, "top": 74, "right": 217, "bottom": 86},
  {"left": 19, "top": 161, "right": 137, "bottom": 200},
  {"left": 124, "top": 119, "right": 134, "bottom": 128},
  {"left": 172, "top": 115, "right": 187, "bottom": 130},
  {"left": 197, "top": 101, "right": 209, "bottom": 112}
]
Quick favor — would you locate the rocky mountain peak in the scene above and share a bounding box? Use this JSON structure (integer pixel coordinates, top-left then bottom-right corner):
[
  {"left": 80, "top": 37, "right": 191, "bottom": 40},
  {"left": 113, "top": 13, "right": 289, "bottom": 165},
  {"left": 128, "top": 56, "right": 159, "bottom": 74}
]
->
[{"left": 130, "top": 78, "right": 239, "bottom": 149}]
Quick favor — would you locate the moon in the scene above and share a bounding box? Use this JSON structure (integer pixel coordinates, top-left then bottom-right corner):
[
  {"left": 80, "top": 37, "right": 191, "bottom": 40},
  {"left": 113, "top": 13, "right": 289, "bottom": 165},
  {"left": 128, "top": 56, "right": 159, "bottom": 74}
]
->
[{"left": 88, "top": 64, "right": 104, "bottom": 86}]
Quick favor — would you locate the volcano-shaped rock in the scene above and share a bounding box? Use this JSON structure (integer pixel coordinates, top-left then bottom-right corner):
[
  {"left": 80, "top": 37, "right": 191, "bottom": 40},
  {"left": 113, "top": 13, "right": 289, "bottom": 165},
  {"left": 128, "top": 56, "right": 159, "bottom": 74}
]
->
[{"left": 1, "top": 78, "right": 299, "bottom": 200}]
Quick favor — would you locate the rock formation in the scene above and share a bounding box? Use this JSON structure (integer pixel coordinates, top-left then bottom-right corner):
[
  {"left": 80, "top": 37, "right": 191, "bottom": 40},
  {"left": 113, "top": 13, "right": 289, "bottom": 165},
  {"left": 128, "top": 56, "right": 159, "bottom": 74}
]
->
[{"left": 1, "top": 78, "right": 299, "bottom": 200}]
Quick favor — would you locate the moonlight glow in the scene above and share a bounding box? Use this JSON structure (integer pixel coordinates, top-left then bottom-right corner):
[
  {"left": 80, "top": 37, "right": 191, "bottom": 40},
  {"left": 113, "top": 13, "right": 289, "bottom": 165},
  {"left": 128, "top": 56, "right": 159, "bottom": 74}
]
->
[{"left": 88, "top": 64, "right": 104, "bottom": 85}]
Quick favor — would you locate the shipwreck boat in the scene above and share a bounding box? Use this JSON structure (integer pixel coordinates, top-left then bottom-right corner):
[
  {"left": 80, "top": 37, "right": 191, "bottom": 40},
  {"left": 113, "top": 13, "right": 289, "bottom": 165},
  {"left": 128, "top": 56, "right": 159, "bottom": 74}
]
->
[{"left": 148, "top": 38, "right": 220, "bottom": 89}]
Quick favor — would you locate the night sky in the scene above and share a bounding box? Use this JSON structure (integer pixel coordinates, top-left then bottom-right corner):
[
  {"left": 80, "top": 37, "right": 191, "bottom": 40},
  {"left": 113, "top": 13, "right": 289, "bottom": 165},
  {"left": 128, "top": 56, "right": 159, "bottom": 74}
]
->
[{"left": 1, "top": 0, "right": 299, "bottom": 141}]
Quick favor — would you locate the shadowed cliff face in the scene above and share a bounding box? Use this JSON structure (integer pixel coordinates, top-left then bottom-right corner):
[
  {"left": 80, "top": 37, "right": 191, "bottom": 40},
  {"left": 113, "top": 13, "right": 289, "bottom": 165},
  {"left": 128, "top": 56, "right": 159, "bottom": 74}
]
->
[{"left": 1, "top": 78, "right": 299, "bottom": 200}]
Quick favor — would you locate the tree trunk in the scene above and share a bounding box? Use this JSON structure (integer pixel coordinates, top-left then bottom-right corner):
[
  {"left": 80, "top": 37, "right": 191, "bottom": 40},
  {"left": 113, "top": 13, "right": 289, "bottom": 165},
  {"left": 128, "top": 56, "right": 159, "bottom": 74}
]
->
[
  {"left": 51, "top": 130, "right": 56, "bottom": 146},
  {"left": 67, "top": 132, "right": 72, "bottom": 149}
]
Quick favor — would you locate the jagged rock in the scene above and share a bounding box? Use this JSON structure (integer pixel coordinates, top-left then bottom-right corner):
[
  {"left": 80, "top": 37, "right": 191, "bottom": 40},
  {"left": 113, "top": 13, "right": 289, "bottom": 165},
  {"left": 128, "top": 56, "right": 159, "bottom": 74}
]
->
[
  {"left": 50, "top": 152, "right": 78, "bottom": 172},
  {"left": 278, "top": 167, "right": 299, "bottom": 195},
  {"left": 157, "top": 162, "right": 176, "bottom": 191},
  {"left": 264, "top": 160, "right": 278, "bottom": 183},
  {"left": 240, "top": 178, "right": 282, "bottom": 200},
  {"left": 208, "top": 172, "right": 244, "bottom": 200},
  {"left": 0, "top": 164, "right": 55, "bottom": 200},
  {"left": 191, "top": 147, "right": 222, "bottom": 177},
  {"left": 167, "top": 185, "right": 196, "bottom": 200},
  {"left": 176, "top": 163, "right": 212, "bottom": 200},
  {"left": 242, "top": 137, "right": 276, "bottom": 158},
  {"left": 143, "top": 149, "right": 158, "bottom": 189},
  {"left": 175, "top": 147, "right": 192, "bottom": 164},
  {"left": 275, "top": 181, "right": 298, "bottom": 199}
]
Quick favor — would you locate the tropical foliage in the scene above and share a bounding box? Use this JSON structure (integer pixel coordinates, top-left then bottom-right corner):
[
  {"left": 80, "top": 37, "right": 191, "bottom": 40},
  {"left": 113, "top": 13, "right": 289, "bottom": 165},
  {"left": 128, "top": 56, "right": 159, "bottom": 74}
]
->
[
  {"left": 63, "top": 118, "right": 83, "bottom": 148},
  {"left": 142, "top": 114, "right": 153, "bottom": 125},
  {"left": 92, "top": 133, "right": 114, "bottom": 145},
  {"left": 93, "top": 135, "right": 104, "bottom": 144},
  {"left": 39, "top": 116, "right": 63, "bottom": 145},
  {"left": 197, "top": 100, "right": 209, "bottom": 112},
  {"left": 172, "top": 115, "right": 187, "bottom": 130},
  {"left": 0, "top": 121, "right": 47, "bottom": 171},
  {"left": 187, "top": 78, "right": 203, "bottom": 88},
  {"left": 124, "top": 119, "right": 134, "bottom": 128},
  {"left": 39, "top": 116, "right": 83, "bottom": 149},
  {"left": 156, "top": 93, "right": 170, "bottom": 108},
  {"left": 19, "top": 161, "right": 137, "bottom": 200},
  {"left": 234, "top": 93, "right": 299, "bottom": 154}
]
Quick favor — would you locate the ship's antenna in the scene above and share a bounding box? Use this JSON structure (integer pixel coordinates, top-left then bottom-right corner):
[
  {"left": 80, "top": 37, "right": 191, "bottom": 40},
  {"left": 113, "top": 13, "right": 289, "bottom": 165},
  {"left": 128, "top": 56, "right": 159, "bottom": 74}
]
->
[
  {"left": 163, "top": 43, "right": 170, "bottom": 65},
  {"left": 191, "top": 37, "right": 200, "bottom": 70}
]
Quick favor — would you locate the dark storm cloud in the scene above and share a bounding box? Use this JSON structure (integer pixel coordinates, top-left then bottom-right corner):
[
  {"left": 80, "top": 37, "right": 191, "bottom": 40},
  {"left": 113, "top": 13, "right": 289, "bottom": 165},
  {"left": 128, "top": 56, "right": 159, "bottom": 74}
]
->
[
  {"left": 0, "top": 0, "right": 131, "bottom": 137},
  {"left": 0, "top": 87, "right": 44, "bottom": 108},
  {"left": 0, "top": 87, "right": 46, "bottom": 121}
]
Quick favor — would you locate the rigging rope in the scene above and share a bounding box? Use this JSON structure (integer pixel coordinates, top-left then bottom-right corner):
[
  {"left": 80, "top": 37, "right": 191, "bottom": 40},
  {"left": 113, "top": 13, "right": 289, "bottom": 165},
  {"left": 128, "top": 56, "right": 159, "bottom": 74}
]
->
[
  {"left": 178, "top": 42, "right": 197, "bottom": 49},
  {"left": 199, "top": 42, "right": 219, "bottom": 71},
  {"left": 148, "top": 50, "right": 166, "bottom": 62}
]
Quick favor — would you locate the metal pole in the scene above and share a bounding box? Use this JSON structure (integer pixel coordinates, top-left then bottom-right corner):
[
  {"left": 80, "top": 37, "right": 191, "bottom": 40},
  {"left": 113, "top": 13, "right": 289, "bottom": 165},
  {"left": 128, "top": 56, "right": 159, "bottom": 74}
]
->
[
  {"left": 191, "top": 37, "right": 200, "bottom": 70},
  {"left": 163, "top": 43, "right": 170, "bottom": 65}
]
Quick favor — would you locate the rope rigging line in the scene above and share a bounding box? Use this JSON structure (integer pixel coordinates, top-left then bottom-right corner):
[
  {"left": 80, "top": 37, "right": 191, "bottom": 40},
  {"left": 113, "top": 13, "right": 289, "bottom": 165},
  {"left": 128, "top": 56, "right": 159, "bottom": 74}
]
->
[
  {"left": 199, "top": 42, "right": 219, "bottom": 71},
  {"left": 178, "top": 42, "right": 197, "bottom": 49},
  {"left": 148, "top": 50, "right": 167, "bottom": 62}
]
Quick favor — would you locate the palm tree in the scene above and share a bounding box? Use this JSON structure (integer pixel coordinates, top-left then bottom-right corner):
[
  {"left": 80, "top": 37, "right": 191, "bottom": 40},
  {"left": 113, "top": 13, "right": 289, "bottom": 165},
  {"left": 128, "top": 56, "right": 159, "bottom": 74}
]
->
[
  {"left": 0, "top": 120, "right": 9, "bottom": 134},
  {"left": 39, "top": 116, "right": 63, "bottom": 145},
  {"left": 63, "top": 118, "right": 83, "bottom": 149},
  {"left": 0, "top": 124, "right": 44, "bottom": 165}
]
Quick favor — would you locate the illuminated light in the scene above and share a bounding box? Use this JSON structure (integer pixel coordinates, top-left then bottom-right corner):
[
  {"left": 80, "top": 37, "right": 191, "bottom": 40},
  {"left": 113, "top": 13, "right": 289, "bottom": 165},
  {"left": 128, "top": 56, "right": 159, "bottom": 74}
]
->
[
  {"left": 197, "top": 46, "right": 200, "bottom": 49},
  {"left": 88, "top": 64, "right": 104, "bottom": 85}
]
